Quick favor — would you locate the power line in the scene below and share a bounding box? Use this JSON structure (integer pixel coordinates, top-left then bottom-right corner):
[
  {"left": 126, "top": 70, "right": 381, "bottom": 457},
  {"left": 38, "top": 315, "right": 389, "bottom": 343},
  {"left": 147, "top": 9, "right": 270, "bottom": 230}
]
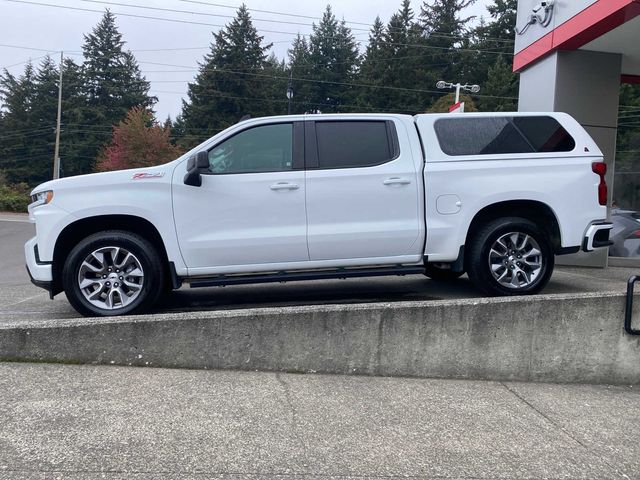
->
[
  {"left": 1, "top": 52, "right": 514, "bottom": 102},
  {"left": 179, "top": 0, "right": 515, "bottom": 44},
  {"left": 149, "top": 89, "right": 425, "bottom": 114},
  {"left": 3, "top": 0, "right": 515, "bottom": 52},
  {"left": 178, "top": 0, "right": 514, "bottom": 42},
  {"left": 77, "top": 0, "right": 341, "bottom": 30},
  {"left": 1, "top": 0, "right": 316, "bottom": 37},
  {"left": 179, "top": 0, "right": 370, "bottom": 25},
  {"left": 138, "top": 60, "right": 453, "bottom": 75},
  {"left": 1, "top": 54, "right": 51, "bottom": 70},
  {"left": 0, "top": 43, "right": 60, "bottom": 53},
  {"left": 139, "top": 60, "right": 519, "bottom": 100},
  {"left": 79, "top": 0, "right": 516, "bottom": 45}
]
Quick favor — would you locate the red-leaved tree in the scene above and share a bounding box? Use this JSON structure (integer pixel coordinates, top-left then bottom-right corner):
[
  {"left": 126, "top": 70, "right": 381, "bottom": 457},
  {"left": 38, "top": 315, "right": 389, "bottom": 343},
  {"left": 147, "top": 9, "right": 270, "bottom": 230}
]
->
[{"left": 95, "top": 106, "right": 183, "bottom": 172}]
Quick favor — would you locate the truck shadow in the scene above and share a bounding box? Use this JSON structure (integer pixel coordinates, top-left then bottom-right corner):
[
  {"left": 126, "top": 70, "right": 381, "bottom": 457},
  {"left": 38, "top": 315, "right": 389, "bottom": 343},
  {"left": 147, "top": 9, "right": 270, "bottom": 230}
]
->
[{"left": 156, "top": 275, "right": 481, "bottom": 313}]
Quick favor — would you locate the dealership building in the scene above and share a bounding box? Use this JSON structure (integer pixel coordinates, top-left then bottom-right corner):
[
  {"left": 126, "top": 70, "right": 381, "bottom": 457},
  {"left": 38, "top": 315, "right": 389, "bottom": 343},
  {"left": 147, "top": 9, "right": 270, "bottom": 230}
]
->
[{"left": 514, "top": 0, "right": 640, "bottom": 265}]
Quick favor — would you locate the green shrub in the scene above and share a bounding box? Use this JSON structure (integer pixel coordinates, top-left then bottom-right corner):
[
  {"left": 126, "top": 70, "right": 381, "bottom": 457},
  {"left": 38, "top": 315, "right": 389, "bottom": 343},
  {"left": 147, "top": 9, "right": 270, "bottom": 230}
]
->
[{"left": 0, "top": 182, "right": 30, "bottom": 213}]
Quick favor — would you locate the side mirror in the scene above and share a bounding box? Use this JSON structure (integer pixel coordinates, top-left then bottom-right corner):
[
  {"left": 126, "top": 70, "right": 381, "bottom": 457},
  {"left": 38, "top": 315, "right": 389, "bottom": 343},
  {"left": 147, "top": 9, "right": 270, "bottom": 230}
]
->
[{"left": 183, "top": 151, "right": 209, "bottom": 187}]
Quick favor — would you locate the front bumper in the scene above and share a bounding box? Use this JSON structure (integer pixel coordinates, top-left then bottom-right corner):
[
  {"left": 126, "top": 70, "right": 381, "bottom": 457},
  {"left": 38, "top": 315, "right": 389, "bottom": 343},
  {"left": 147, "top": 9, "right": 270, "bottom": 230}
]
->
[
  {"left": 24, "top": 236, "right": 54, "bottom": 297},
  {"left": 583, "top": 222, "right": 614, "bottom": 252}
]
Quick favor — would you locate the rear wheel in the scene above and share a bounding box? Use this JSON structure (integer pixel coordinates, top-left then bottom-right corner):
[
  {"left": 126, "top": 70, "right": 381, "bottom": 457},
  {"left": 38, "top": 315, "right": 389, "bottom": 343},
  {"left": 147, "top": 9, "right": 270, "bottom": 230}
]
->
[
  {"left": 62, "top": 230, "right": 164, "bottom": 317},
  {"left": 466, "top": 217, "right": 554, "bottom": 296}
]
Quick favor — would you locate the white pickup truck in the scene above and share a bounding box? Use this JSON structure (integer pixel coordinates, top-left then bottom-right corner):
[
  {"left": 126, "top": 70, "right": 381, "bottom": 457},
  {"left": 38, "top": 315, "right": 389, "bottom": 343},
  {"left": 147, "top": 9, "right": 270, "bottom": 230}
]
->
[{"left": 25, "top": 112, "right": 612, "bottom": 316}]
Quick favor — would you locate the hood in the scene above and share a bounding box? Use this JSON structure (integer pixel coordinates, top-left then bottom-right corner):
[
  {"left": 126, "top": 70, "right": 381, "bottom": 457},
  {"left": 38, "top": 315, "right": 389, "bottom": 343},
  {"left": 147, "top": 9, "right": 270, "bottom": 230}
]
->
[{"left": 31, "top": 164, "right": 171, "bottom": 195}]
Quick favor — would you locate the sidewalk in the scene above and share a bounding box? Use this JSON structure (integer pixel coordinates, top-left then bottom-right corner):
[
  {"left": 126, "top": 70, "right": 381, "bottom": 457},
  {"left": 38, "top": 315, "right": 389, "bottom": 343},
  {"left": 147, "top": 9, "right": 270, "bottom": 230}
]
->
[{"left": 0, "top": 362, "right": 638, "bottom": 479}]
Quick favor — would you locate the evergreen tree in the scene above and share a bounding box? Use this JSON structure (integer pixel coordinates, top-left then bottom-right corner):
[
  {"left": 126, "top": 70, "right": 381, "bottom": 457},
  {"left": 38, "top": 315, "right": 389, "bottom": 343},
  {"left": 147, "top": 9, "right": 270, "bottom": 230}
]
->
[
  {"left": 357, "top": 16, "right": 388, "bottom": 110},
  {"left": 288, "top": 34, "right": 313, "bottom": 113},
  {"left": 180, "top": 5, "right": 273, "bottom": 148},
  {"left": 76, "top": 9, "right": 154, "bottom": 174},
  {"left": 263, "top": 53, "right": 289, "bottom": 116},
  {"left": 420, "top": 0, "right": 477, "bottom": 90},
  {"left": 470, "top": 0, "right": 518, "bottom": 111},
  {"left": 476, "top": 0, "right": 517, "bottom": 47},
  {"left": 377, "top": 0, "right": 429, "bottom": 112},
  {"left": 476, "top": 55, "right": 517, "bottom": 111},
  {"left": 304, "top": 5, "right": 360, "bottom": 113},
  {"left": 57, "top": 57, "right": 91, "bottom": 178},
  {"left": 82, "top": 10, "right": 153, "bottom": 122},
  {"left": 0, "top": 60, "right": 53, "bottom": 184}
]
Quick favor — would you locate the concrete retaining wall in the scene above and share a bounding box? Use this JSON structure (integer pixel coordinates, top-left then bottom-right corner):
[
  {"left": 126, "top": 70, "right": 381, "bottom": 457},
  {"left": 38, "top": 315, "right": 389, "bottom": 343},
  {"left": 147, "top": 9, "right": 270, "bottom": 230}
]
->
[{"left": 2, "top": 292, "right": 640, "bottom": 384}]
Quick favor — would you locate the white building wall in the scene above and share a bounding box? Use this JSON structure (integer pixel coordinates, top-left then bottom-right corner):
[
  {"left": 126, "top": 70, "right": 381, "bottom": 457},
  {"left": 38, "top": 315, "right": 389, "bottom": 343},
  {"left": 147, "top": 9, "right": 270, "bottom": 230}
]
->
[{"left": 514, "top": 0, "right": 597, "bottom": 54}]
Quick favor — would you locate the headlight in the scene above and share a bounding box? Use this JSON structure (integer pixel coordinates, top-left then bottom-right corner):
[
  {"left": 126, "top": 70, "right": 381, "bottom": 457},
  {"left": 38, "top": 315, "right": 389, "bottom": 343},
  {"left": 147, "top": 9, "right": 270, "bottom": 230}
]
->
[{"left": 30, "top": 190, "right": 54, "bottom": 206}]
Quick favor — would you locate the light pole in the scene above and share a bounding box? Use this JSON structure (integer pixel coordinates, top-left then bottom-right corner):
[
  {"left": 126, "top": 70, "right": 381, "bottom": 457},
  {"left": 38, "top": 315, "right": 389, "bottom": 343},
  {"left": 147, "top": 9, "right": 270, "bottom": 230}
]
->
[
  {"left": 286, "top": 71, "right": 293, "bottom": 115},
  {"left": 436, "top": 80, "right": 480, "bottom": 113}
]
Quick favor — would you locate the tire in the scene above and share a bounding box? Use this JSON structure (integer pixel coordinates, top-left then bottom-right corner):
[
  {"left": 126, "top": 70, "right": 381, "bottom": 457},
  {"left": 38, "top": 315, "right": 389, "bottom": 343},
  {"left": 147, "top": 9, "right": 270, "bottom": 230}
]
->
[
  {"left": 62, "top": 230, "right": 165, "bottom": 317},
  {"left": 466, "top": 217, "right": 554, "bottom": 296},
  {"left": 424, "top": 264, "right": 464, "bottom": 281}
]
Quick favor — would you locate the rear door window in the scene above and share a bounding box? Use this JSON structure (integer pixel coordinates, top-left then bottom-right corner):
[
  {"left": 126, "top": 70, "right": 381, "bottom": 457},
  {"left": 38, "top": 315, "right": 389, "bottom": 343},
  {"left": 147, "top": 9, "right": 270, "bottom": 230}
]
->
[{"left": 314, "top": 121, "right": 397, "bottom": 169}]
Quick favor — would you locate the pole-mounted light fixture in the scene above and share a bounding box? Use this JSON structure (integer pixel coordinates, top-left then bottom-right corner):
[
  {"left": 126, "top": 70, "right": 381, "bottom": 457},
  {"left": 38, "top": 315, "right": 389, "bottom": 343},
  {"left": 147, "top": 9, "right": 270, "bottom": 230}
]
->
[{"left": 436, "top": 80, "right": 480, "bottom": 113}]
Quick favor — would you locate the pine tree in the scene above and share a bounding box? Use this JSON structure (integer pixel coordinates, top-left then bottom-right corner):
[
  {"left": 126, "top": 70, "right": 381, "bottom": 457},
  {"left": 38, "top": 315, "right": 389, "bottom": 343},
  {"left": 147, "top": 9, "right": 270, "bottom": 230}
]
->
[
  {"left": 263, "top": 53, "right": 289, "bottom": 116},
  {"left": 288, "top": 35, "right": 313, "bottom": 113},
  {"left": 51, "top": 57, "right": 98, "bottom": 179},
  {"left": 476, "top": 55, "right": 517, "bottom": 111},
  {"left": 0, "top": 60, "right": 53, "bottom": 184},
  {"left": 470, "top": 0, "right": 518, "bottom": 110},
  {"left": 82, "top": 10, "right": 153, "bottom": 123},
  {"left": 420, "top": 0, "right": 477, "bottom": 88},
  {"left": 477, "top": 0, "right": 518, "bottom": 46},
  {"left": 377, "top": 0, "right": 429, "bottom": 112},
  {"left": 357, "top": 17, "right": 387, "bottom": 110},
  {"left": 95, "top": 106, "right": 182, "bottom": 172},
  {"left": 305, "top": 5, "right": 359, "bottom": 113},
  {"left": 180, "top": 5, "right": 272, "bottom": 148},
  {"left": 76, "top": 10, "right": 154, "bottom": 173}
]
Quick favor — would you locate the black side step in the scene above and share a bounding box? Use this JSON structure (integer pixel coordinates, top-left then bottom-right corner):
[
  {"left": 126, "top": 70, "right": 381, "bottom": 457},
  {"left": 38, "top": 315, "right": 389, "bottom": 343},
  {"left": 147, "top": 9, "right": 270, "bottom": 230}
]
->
[{"left": 188, "top": 266, "right": 426, "bottom": 289}]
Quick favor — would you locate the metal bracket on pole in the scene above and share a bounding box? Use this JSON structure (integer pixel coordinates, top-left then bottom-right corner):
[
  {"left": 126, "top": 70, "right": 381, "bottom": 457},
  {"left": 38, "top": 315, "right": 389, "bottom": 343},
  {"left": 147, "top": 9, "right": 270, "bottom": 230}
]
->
[{"left": 624, "top": 276, "right": 640, "bottom": 335}]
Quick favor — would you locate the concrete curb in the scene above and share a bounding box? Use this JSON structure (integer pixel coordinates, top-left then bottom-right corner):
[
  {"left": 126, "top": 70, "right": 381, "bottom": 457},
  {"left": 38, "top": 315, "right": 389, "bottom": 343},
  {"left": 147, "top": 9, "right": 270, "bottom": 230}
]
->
[{"left": 1, "top": 292, "right": 639, "bottom": 384}]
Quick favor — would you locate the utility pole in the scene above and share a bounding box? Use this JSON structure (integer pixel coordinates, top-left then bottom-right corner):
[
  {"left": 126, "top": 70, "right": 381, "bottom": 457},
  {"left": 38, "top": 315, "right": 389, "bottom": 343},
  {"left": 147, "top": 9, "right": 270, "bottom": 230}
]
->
[
  {"left": 53, "top": 51, "right": 63, "bottom": 179},
  {"left": 286, "top": 70, "right": 293, "bottom": 115}
]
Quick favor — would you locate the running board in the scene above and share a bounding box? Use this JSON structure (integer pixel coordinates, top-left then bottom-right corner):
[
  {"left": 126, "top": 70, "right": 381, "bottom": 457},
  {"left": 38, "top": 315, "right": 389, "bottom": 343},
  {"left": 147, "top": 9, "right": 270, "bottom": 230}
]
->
[{"left": 188, "top": 265, "right": 426, "bottom": 289}]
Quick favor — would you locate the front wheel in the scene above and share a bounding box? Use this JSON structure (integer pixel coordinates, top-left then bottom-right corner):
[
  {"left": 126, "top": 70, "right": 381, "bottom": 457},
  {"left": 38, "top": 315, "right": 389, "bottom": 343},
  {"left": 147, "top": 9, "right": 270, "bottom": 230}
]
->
[
  {"left": 466, "top": 217, "right": 554, "bottom": 296},
  {"left": 62, "top": 231, "right": 165, "bottom": 317}
]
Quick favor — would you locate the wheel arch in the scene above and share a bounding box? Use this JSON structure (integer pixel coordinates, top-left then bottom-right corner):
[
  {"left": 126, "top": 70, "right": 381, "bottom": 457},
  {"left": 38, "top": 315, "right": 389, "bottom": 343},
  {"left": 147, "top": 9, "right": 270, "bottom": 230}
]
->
[
  {"left": 52, "top": 215, "right": 170, "bottom": 296},
  {"left": 465, "top": 200, "right": 562, "bottom": 256}
]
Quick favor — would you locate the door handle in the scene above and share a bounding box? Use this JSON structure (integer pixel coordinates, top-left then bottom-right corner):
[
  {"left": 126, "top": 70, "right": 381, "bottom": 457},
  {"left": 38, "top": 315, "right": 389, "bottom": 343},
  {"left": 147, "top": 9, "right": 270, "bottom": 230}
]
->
[
  {"left": 383, "top": 177, "right": 411, "bottom": 185},
  {"left": 270, "top": 182, "right": 300, "bottom": 191}
]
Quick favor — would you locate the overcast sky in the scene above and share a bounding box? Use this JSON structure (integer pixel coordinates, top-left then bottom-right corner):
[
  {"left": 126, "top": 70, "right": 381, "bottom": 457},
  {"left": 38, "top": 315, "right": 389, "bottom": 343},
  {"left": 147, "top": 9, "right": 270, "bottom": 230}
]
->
[{"left": 0, "top": 0, "right": 494, "bottom": 120}]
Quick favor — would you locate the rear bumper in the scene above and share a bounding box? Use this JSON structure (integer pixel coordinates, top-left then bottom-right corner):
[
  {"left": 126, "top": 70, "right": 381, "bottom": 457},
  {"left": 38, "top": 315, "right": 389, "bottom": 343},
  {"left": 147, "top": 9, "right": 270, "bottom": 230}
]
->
[
  {"left": 25, "top": 236, "right": 54, "bottom": 297},
  {"left": 583, "top": 222, "right": 613, "bottom": 252}
]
